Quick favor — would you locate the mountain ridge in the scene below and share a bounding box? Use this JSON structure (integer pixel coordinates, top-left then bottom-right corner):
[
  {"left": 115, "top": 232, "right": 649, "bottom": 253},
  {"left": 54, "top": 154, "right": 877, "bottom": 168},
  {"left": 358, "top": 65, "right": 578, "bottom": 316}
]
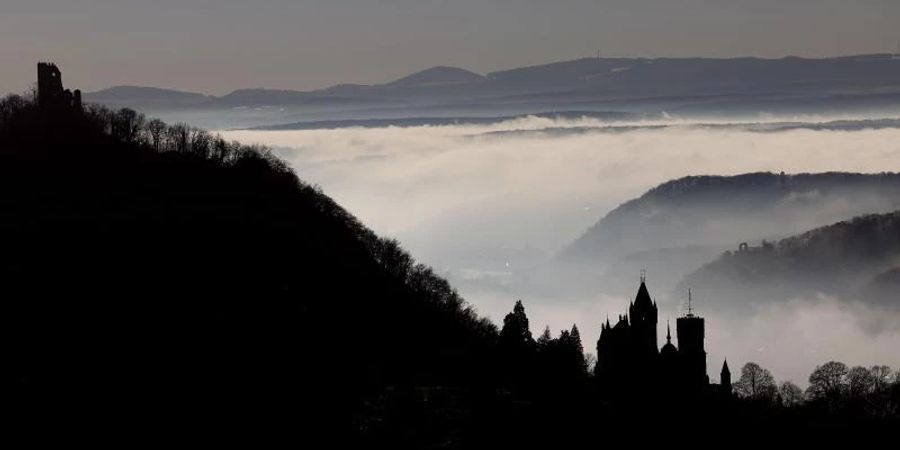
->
[
  {"left": 679, "top": 210, "right": 900, "bottom": 312},
  {"left": 81, "top": 54, "right": 900, "bottom": 113},
  {"left": 563, "top": 171, "right": 900, "bottom": 262}
]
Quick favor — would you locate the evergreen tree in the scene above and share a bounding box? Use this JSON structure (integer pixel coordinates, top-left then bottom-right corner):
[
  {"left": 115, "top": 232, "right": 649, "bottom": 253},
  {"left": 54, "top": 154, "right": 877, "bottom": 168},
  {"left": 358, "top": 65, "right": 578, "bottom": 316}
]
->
[
  {"left": 537, "top": 326, "right": 553, "bottom": 350},
  {"left": 498, "top": 300, "right": 536, "bottom": 389},
  {"left": 569, "top": 324, "right": 583, "bottom": 355},
  {"left": 569, "top": 324, "right": 586, "bottom": 375},
  {"left": 500, "top": 300, "right": 535, "bottom": 349}
]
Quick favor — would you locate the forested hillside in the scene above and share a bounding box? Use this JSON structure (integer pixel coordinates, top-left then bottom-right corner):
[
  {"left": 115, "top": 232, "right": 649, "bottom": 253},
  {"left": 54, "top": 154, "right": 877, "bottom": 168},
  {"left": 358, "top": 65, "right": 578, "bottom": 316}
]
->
[
  {"left": 681, "top": 211, "right": 900, "bottom": 311},
  {"left": 1, "top": 95, "right": 497, "bottom": 442}
]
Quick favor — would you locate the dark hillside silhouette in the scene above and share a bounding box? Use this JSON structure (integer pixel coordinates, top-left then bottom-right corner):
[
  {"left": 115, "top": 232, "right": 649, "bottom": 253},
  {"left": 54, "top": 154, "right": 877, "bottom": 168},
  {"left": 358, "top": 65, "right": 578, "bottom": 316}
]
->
[{"left": 3, "top": 65, "right": 497, "bottom": 444}]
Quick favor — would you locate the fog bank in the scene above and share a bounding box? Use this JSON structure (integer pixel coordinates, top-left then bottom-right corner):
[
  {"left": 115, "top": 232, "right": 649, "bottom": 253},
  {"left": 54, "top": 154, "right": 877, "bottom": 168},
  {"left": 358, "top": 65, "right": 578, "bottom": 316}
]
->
[{"left": 222, "top": 116, "right": 900, "bottom": 384}]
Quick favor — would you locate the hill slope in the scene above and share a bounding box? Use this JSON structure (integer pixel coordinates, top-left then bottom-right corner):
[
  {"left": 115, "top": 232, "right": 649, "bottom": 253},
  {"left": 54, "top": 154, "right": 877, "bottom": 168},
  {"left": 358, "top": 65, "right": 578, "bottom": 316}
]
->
[
  {"left": 0, "top": 95, "right": 497, "bottom": 441},
  {"left": 554, "top": 172, "right": 900, "bottom": 300},
  {"left": 387, "top": 66, "right": 486, "bottom": 87},
  {"left": 83, "top": 85, "right": 213, "bottom": 108},
  {"left": 564, "top": 172, "right": 900, "bottom": 261},
  {"left": 680, "top": 211, "right": 900, "bottom": 311}
]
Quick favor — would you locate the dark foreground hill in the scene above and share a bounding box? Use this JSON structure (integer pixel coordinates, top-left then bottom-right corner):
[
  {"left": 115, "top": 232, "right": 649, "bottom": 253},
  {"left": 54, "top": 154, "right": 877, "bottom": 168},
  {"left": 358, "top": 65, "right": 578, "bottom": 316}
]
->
[
  {"left": 681, "top": 211, "right": 900, "bottom": 312},
  {"left": 0, "top": 96, "right": 498, "bottom": 442}
]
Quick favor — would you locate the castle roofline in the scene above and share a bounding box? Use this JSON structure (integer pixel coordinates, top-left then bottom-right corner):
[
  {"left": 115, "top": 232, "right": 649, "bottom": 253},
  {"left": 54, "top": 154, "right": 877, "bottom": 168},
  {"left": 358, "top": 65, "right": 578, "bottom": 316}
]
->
[{"left": 633, "top": 280, "right": 655, "bottom": 309}]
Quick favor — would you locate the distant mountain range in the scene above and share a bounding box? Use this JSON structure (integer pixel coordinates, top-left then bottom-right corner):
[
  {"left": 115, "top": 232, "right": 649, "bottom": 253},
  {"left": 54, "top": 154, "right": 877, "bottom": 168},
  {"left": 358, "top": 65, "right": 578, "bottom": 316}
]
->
[
  {"left": 84, "top": 65, "right": 490, "bottom": 110},
  {"left": 84, "top": 85, "right": 215, "bottom": 108},
  {"left": 81, "top": 54, "right": 900, "bottom": 129}
]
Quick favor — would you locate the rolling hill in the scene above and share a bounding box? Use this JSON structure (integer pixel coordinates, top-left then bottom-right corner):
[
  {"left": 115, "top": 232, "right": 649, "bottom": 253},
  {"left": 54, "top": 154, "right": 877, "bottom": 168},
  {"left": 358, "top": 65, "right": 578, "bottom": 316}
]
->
[
  {"left": 1, "top": 93, "right": 497, "bottom": 441},
  {"left": 564, "top": 172, "right": 900, "bottom": 262},
  {"left": 556, "top": 172, "right": 900, "bottom": 299},
  {"left": 680, "top": 211, "right": 900, "bottom": 311}
]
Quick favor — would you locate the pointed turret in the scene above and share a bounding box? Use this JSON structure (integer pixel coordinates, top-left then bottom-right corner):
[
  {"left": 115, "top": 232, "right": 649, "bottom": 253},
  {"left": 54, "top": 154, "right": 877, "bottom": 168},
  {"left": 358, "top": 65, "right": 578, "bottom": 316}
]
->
[
  {"left": 660, "top": 320, "right": 677, "bottom": 356},
  {"left": 629, "top": 274, "right": 658, "bottom": 357},
  {"left": 633, "top": 280, "right": 653, "bottom": 309},
  {"left": 721, "top": 359, "right": 732, "bottom": 395}
]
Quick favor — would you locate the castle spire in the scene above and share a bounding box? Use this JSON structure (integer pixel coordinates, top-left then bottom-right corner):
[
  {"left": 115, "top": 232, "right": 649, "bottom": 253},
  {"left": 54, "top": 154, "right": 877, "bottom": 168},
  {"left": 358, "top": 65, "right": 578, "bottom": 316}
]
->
[
  {"left": 633, "top": 273, "right": 654, "bottom": 309},
  {"left": 721, "top": 358, "right": 732, "bottom": 395},
  {"left": 687, "top": 288, "right": 694, "bottom": 317}
]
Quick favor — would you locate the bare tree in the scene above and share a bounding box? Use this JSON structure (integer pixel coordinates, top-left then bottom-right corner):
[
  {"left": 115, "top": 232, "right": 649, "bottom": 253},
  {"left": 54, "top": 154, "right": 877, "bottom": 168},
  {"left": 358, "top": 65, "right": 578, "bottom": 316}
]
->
[
  {"left": 146, "top": 118, "right": 166, "bottom": 151},
  {"left": 166, "top": 123, "right": 190, "bottom": 153},
  {"left": 111, "top": 108, "right": 145, "bottom": 144},
  {"left": 869, "top": 365, "right": 893, "bottom": 393},
  {"left": 189, "top": 127, "right": 212, "bottom": 158},
  {"left": 734, "top": 362, "right": 776, "bottom": 400},
  {"left": 847, "top": 366, "right": 876, "bottom": 398},
  {"left": 0, "top": 94, "right": 28, "bottom": 124},
  {"left": 779, "top": 381, "right": 804, "bottom": 407},
  {"left": 807, "top": 361, "right": 848, "bottom": 400},
  {"left": 373, "top": 238, "right": 414, "bottom": 282},
  {"left": 211, "top": 137, "right": 231, "bottom": 162}
]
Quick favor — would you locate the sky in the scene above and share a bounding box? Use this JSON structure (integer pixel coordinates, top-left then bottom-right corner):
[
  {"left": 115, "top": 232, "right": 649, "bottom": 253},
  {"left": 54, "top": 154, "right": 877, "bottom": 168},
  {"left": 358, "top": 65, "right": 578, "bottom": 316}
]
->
[{"left": 2, "top": 0, "right": 899, "bottom": 95}]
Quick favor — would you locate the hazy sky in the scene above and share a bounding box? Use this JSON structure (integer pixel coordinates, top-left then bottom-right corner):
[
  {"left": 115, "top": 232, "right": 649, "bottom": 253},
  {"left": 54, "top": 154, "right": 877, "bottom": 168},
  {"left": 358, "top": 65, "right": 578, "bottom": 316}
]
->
[{"left": 2, "top": 0, "right": 899, "bottom": 95}]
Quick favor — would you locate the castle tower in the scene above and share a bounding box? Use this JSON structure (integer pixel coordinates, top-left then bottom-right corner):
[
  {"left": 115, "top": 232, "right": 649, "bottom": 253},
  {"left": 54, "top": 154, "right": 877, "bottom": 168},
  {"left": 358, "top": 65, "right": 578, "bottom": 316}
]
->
[
  {"left": 37, "top": 62, "right": 81, "bottom": 110},
  {"left": 594, "top": 314, "right": 634, "bottom": 390},
  {"left": 37, "top": 62, "right": 65, "bottom": 108},
  {"left": 628, "top": 273, "right": 658, "bottom": 358},
  {"left": 721, "top": 359, "right": 732, "bottom": 395},
  {"left": 676, "top": 290, "right": 708, "bottom": 387}
]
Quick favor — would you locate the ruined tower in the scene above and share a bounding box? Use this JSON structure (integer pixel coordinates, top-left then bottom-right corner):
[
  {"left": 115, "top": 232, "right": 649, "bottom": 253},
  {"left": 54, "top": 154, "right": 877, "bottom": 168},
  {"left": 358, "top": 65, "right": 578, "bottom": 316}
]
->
[
  {"left": 37, "top": 62, "right": 81, "bottom": 110},
  {"left": 37, "top": 62, "right": 64, "bottom": 107}
]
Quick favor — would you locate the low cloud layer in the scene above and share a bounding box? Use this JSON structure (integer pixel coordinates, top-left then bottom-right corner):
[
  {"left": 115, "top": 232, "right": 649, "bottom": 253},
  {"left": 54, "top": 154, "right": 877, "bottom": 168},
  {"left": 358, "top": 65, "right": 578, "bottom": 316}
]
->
[{"left": 223, "top": 115, "right": 900, "bottom": 385}]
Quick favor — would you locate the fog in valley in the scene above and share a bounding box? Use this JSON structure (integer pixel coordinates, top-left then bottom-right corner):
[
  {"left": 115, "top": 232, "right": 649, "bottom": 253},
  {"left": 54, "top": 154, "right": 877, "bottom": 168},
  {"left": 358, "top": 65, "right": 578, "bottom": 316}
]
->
[{"left": 223, "top": 116, "right": 900, "bottom": 385}]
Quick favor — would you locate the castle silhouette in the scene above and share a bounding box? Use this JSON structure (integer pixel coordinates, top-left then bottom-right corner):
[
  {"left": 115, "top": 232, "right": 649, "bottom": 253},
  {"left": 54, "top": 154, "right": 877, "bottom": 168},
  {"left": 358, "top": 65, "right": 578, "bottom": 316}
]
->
[
  {"left": 37, "top": 62, "right": 82, "bottom": 110},
  {"left": 595, "top": 276, "right": 731, "bottom": 396}
]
